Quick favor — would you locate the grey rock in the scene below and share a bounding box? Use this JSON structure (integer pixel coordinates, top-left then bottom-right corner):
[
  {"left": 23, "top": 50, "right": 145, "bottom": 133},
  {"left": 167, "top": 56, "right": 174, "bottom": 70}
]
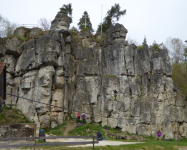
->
[
  {"left": 13, "top": 27, "right": 31, "bottom": 38},
  {"left": 4, "top": 55, "right": 16, "bottom": 74},
  {"left": 39, "top": 115, "right": 50, "bottom": 129},
  {"left": 50, "top": 13, "right": 71, "bottom": 31},
  {"left": 65, "top": 36, "right": 71, "bottom": 43},
  {"left": 1, "top": 21, "right": 180, "bottom": 140},
  {"left": 5, "top": 37, "right": 22, "bottom": 57},
  {"left": 30, "top": 28, "right": 43, "bottom": 37}
]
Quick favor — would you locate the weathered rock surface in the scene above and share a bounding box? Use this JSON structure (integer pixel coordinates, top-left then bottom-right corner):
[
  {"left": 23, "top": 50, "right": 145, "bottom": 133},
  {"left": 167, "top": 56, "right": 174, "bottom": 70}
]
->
[{"left": 0, "top": 13, "right": 186, "bottom": 140}]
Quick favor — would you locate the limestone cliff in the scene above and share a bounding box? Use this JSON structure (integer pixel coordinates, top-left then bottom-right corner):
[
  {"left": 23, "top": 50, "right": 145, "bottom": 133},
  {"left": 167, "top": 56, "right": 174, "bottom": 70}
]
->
[{"left": 0, "top": 13, "right": 187, "bottom": 140}]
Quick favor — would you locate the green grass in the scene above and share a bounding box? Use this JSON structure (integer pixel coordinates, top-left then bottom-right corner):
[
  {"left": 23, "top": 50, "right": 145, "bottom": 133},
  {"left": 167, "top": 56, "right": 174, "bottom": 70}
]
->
[
  {"left": 68, "top": 122, "right": 105, "bottom": 136},
  {"left": 45, "top": 122, "right": 68, "bottom": 136},
  {"left": 105, "top": 75, "right": 117, "bottom": 78},
  {"left": 19, "top": 118, "right": 187, "bottom": 150},
  {"left": 0, "top": 106, "right": 32, "bottom": 124}
]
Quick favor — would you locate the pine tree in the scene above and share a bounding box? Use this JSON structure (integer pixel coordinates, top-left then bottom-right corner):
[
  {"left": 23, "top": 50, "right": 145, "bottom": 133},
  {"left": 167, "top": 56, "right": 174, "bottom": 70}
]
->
[
  {"left": 59, "top": 3, "right": 73, "bottom": 24},
  {"left": 142, "top": 36, "right": 147, "bottom": 46},
  {"left": 78, "top": 11, "right": 94, "bottom": 32},
  {"left": 96, "top": 3, "right": 126, "bottom": 34},
  {"left": 137, "top": 36, "right": 147, "bottom": 50},
  {"left": 69, "top": 26, "right": 79, "bottom": 33}
]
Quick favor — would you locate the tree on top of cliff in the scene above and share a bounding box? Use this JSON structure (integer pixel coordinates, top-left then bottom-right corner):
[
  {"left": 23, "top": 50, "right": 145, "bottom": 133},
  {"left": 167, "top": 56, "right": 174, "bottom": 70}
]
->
[
  {"left": 78, "top": 11, "right": 94, "bottom": 32},
  {"left": 96, "top": 3, "right": 126, "bottom": 34},
  {"left": 149, "top": 41, "right": 163, "bottom": 52},
  {"left": 142, "top": 36, "right": 147, "bottom": 46},
  {"left": 69, "top": 26, "right": 79, "bottom": 33},
  {"left": 59, "top": 3, "right": 73, "bottom": 23},
  {"left": 137, "top": 36, "right": 147, "bottom": 50},
  {"left": 37, "top": 18, "right": 51, "bottom": 31},
  {"left": 165, "top": 37, "right": 185, "bottom": 63}
]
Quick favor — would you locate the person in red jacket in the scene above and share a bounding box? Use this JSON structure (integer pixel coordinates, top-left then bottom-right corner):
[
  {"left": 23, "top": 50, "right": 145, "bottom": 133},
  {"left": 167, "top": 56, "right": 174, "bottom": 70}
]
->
[{"left": 77, "top": 112, "right": 81, "bottom": 123}]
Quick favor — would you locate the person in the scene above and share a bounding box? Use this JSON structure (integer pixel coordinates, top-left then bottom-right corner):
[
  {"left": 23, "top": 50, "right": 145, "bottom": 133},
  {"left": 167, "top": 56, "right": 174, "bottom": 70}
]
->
[
  {"left": 81, "top": 113, "right": 86, "bottom": 124},
  {"left": 97, "top": 131, "right": 102, "bottom": 141},
  {"left": 77, "top": 112, "right": 81, "bottom": 123},
  {"left": 158, "top": 130, "right": 161, "bottom": 141},
  {"left": 144, "top": 71, "right": 149, "bottom": 76},
  {"left": 39, "top": 129, "right": 46, "bottom": 142},
  {"left": 112, "top": 89, "right": 118, "bottom": 100}
]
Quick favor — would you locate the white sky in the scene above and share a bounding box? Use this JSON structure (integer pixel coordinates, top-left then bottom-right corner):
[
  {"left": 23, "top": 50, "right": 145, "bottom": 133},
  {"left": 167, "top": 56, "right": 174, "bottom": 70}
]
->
[{"left": 0, "top": 0, "right": 187, "bottom": 45}]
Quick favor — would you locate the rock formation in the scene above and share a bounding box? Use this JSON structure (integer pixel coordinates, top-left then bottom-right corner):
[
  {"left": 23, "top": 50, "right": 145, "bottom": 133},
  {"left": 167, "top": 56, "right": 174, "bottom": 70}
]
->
[{"left": 0, "top": 12, "right": 186, "bottom": 139}]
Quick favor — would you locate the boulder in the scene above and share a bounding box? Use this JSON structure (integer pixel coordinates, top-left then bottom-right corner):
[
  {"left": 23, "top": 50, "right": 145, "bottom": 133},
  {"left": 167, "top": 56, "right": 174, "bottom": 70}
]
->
[
  {"left": 5, "top": 37, "right": 22, "bottom": 57},
  {"left": 13, "top": 27, "right": 31, "bottom": 39},
  {"left": 39, "top": 115, "right": 50, "bottom": 129},
  {"left": 29, "top": 28, "right": 43, "bottom": 37}
]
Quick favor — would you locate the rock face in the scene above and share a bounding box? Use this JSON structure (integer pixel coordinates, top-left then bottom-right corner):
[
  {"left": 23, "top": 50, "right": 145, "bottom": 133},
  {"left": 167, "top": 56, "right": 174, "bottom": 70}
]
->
[{"left": 0, "top": 13, "right": 186, "bottom": 140}]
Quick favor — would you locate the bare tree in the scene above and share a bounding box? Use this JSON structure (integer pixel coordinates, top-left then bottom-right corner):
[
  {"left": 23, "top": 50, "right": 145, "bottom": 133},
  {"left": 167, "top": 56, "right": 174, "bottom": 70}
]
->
[
  {"left": 0, "top": 14, "right": 18, "bottom": 37},
  {"left": 165, "top": 36, "right": 185, "bottom": 63},
  {"left": 126, "top": 36, "right": 139, "bottom": 46},
  {"left": 37, "top": 18, "right": 51, "bottom": 31}
]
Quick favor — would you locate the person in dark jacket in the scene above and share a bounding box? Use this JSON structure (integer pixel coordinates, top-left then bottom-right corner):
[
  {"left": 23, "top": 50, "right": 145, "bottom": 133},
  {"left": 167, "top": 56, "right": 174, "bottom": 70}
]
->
[
  {"left": 113, "top": 89, "right": 118, "bottom": 100},
  {"left": 39, "top": 129, "right": 46, "bottom": 142},
  {"left": 97, "top": 131, "right": 102, "bottom": 141},
  {"left": 81, "top": 114, "right": 86, "bottom": 124}
]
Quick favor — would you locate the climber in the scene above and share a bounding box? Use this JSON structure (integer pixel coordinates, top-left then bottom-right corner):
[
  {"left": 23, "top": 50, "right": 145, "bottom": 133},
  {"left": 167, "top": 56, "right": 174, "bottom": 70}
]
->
[
  {"left": 97, "top": 131, "right": 103, "bottom": 141},
  {"left": 144, "top": 71, "right": 149, "bottom": 76},
  {"left": 112, "top": 89, "right": 118, "bottom": 100},
  {"left": 77, "top": 112, "right": 81, "bottom": 123},
  {"left": 81, "top": 113, "right": 86, "bottom": 124}
]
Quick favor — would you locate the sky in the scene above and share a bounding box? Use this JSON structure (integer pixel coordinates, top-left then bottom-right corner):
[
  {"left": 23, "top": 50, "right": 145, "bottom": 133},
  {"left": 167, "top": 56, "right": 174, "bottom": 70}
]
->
[{"left": 0, "top": 0, "right": 187, "bottom": 45}]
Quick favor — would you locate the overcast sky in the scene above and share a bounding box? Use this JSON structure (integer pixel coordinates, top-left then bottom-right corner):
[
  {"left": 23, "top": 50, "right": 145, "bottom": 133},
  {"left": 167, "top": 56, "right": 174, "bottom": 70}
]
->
[{"left": 0, "top": 0, "right": 186, "bottom": 45}]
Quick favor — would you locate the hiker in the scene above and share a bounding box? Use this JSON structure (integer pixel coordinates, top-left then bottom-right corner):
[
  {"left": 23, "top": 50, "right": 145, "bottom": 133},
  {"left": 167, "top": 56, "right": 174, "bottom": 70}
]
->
[
  {"left": 77, "top": 112, "right": 81, "bottom": 123},
  {"left": 81, "top": 113, "right": 86, "bottom": 124},
  {"left": 158, "top": 130, "right": 161, "bottom": 141},
  {"left": 39, "top": 129, "right": 46, "bottom": 142},
  {"left": 97, "top": 131, "right": 103, "bottom": 141},
  {"left": 112, "top": 89, "right": 118, "bottom": 100}
]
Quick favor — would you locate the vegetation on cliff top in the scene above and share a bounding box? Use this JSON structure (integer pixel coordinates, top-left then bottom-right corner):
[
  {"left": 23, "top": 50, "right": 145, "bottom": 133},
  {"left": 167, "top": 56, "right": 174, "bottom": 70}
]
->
[
  {"left": 58, "top": 3, "right": 73, "bottom": 24},
  {"left": 96, "top": 3, "right": 126, "bottom": 34}
]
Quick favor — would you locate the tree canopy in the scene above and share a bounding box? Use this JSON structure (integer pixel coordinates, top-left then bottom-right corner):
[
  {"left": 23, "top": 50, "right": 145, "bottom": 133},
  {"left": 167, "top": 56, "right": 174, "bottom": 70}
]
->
[
  {"left": 69, "top": 26, "right": 79, "bottom": 33},
  {"left": 78, "top": 11, "right": 94, "bottom": 32},
  {"left": 165, "top": 37, "right": 186, "bottom": 63},
  {"left": 96, "top": 3, "right": 126, "bottom": 34},
  {"left": 59, "top": 3, "right": 73, "bottom": 23},
  {"left": 149, "top": 41, "right": 163, "bottom": 52}
]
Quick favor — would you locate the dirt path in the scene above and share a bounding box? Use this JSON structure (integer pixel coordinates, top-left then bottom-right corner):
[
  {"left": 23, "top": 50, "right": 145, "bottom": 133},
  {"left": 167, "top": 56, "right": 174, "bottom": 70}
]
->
[
  {"left": 175, "top": 146, "right": 187, "bottom": 150},
  {"left": 64, "top": 121, "right": 76, "bottom": 136}
]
